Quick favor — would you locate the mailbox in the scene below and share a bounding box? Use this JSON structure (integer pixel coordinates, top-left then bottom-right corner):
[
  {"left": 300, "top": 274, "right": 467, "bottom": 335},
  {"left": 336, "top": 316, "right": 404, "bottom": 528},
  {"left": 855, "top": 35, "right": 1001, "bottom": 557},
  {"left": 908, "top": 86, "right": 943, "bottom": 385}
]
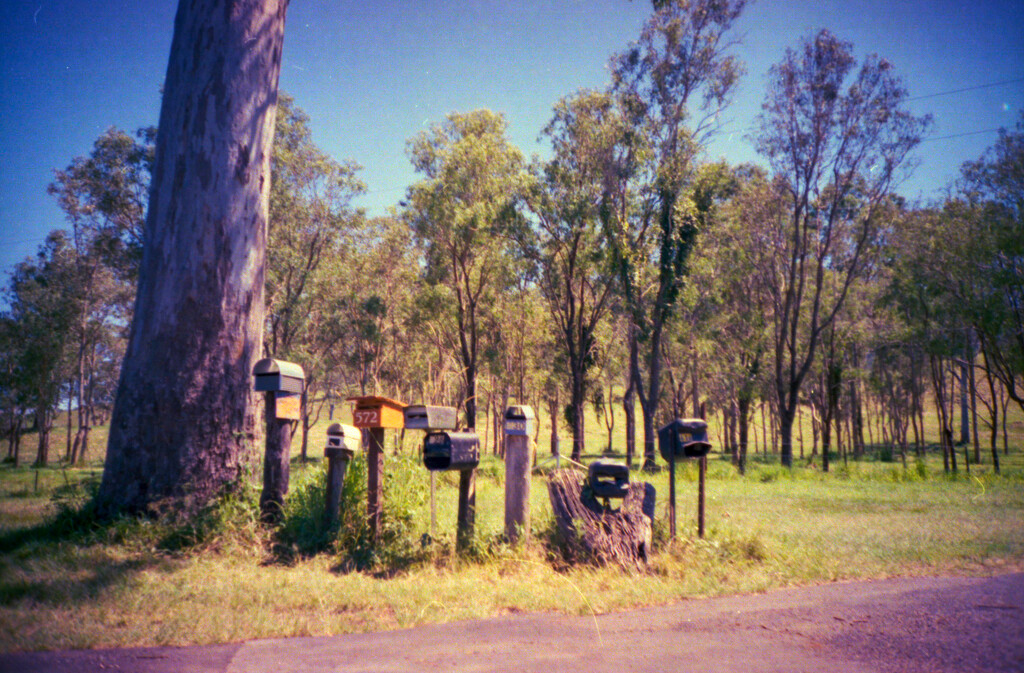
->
[
  {"left": 422, "top": 431, "right": 480, "bottom": 472},
  {"left": 504, "top": 405, "right": 536, "bottom": 437},
  {"left": 325, "top": 423, "right": 361, "bottom": 460},
  {"left": 347, "top": 395, "right": 406, "bottom": 429},
  {"left": 588, "top": 459, "right": 630, "bottom": 500},
  {"left": 404, "top": 405, "right": 458, "bottom": 431},
  {"left": 253, "top": 358, "right": 305, "bottom": 394},
  {"left": 658, "top": 418, "right": 712, "bottom": 461}
]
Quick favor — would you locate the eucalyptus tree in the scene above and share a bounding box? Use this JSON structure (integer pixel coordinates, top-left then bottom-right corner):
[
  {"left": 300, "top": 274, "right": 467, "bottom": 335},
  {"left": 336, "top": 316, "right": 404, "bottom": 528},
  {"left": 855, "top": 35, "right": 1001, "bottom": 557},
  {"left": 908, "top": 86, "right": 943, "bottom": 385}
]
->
[
  {"left": 405, "top": 110, "right": 528, "bottom": 430},
  {"left": 3, "top": 233, "right": 79, "bottom": 466},
  {"left": 0, "top": 315, "right": 25, "bottom": 463},
  {"left": 98, "top": 0, "right": 289, "bottom": 516},
  {"left": 957, "top": 116, "right": 1024, "bottom": 412},
  {"left": 265, "top": 93, "right": 365, "bottom": 458},
  {"left": 528, "top": 91, "right": 623, "bottom": 461},
  {"left": 695, "top": 165, "right": 783, "bottom": 473},
  {"left": 606, "top": 0, "right": 748, "bottom": 468},
  {"left": 47, "top": 127, "right": 153, "bottom": 463},
  {"left": 754, "top": 29, "right": 930, "bottom": 468},
  {"left": 329, "top": 215, "right": 419, "bottom": 399}
]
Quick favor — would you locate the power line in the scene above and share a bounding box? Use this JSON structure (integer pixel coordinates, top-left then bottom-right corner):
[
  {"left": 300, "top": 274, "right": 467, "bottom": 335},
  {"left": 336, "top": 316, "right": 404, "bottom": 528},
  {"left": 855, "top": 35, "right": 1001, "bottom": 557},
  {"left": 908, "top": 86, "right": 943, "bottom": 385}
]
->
[
  {"left": 908, "top": 77, "right": 1024, "bottom": 102},
  {"left": 921, "top": 127, "right": 1004, "bottom": 143}
]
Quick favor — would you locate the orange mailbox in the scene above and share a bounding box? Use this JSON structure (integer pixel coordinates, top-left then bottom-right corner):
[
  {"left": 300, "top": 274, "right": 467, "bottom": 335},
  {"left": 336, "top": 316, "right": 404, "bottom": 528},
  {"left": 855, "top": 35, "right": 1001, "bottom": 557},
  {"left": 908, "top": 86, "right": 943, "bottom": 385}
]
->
[{"left": 347, "top": 396, "right": 406, "bottom": 429}]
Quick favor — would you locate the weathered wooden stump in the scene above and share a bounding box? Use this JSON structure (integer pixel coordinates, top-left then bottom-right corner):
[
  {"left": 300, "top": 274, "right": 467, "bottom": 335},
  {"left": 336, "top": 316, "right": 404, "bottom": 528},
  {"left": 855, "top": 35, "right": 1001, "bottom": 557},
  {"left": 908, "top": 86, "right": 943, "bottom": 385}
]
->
[{"left": 546, "top": 468, "right": 655, "bottom": 568}]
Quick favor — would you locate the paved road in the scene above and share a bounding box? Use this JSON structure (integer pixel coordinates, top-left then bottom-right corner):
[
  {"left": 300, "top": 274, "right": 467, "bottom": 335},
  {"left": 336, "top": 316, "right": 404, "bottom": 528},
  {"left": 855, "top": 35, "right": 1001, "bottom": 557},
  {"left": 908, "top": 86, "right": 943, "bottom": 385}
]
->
[{"left": 3, "top": 573, "right": 1022, "bottom": 673}]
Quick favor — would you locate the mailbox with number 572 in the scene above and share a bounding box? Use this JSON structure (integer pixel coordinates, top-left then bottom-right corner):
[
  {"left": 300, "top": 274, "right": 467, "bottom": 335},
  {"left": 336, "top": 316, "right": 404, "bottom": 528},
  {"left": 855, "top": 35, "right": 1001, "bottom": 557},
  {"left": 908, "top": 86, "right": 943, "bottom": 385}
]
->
[
  {"left": 423, "top": 431, "right": 480, "bottom": 472},
  {"left": 347, "top": 396, "right": 405, "bottom": 429},
  {"left": 658, "top": 418, "right": 712, "bottom": 461},
  {"left": 504, "top": 405, "right": 535, "bottom": 437}
]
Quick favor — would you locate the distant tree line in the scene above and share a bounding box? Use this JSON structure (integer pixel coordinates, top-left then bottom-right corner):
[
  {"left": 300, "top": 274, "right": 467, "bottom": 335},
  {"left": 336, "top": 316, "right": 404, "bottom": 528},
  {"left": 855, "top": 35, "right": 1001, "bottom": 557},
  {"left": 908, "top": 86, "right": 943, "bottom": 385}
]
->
[{"left": 2, "top": 0, "right": 1021, "bottom": 483}]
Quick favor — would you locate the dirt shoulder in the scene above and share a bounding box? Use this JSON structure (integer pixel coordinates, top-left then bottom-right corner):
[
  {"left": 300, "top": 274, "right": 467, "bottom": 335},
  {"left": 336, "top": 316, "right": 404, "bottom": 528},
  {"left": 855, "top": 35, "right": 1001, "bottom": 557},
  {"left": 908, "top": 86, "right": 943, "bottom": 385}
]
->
[{"left": 4, "top": 572, "right": 1022, "bottom": 673}]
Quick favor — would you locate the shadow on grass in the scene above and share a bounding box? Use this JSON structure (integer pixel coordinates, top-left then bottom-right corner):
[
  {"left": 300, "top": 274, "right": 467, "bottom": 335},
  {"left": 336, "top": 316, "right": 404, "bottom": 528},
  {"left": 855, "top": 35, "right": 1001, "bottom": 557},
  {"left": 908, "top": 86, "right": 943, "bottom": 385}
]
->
[{"left": 0, "top": 507, "right": 184, "bottom": 610}]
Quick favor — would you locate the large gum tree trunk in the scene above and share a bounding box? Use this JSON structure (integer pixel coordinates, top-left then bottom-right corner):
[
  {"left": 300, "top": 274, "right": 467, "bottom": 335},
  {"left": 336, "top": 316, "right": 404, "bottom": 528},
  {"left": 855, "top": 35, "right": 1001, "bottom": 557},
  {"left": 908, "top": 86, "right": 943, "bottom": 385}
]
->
[{"left": 98, "top": 0, "right": 288, "bottom": 515}]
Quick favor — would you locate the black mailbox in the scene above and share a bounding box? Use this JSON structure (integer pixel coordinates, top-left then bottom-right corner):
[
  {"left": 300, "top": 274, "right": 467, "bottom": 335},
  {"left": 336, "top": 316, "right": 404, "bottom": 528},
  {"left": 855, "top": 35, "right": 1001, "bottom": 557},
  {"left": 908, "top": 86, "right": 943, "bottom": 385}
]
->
[
  {"left": 404, "top": 405, "right": 458, "bottom": 431},
  {"left": 325, "top": 423, "right": 361, "bottom": 460},
  {"left": 588, "top": 459, "right": 630, "bottom": 500},
  {"left": 658, "top": 418, "right": 712, "bottom": 461},
  {"left": 253, "top": 358, "right": 305, "bottom": 394},
  {"left": 422, "top": 431, "right": 480, "bottom": 472}
]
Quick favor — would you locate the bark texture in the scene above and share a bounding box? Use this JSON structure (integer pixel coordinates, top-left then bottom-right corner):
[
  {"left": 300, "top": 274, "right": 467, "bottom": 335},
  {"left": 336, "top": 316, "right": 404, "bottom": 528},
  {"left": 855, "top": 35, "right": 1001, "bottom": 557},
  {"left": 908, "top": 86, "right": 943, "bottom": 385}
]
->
[
  {"left": 98, "top": 0, "right": 288, "bottom": 515},
  {"left": 547, "top": 468, "right": 655, "bottom": 568}
]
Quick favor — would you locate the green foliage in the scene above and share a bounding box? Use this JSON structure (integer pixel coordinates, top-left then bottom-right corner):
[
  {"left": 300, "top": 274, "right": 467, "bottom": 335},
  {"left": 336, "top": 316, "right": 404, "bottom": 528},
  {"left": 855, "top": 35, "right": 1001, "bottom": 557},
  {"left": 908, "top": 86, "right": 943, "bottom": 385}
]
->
[{"left": 278, "top": 455, "right": 432, "bottom": 572}]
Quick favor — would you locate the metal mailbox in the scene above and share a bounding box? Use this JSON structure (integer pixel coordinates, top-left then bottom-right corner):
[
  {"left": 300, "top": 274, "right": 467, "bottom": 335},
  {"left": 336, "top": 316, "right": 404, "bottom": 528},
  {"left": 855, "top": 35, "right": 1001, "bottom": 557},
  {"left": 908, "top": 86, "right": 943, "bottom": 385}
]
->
[
  {"left": 325, "top": 423, "right": 362, "bottom": 460},
  {"left": 588, "top": 459, "right": 630, "bottom": 500},
  {"left": 504, "top": 405, "right": 536, "bottom": 437},
  {"left": 253, "top": 358, "right": 305, "bottom": 394},
  {"left": 422, "top": 431, "right": 480, "bottom": 472},
  {"left": 658, "top": 418, "right": 712, "bottom": 461},
  {"left": 403, "top": 405, "right": 458, "bottom": 431}
]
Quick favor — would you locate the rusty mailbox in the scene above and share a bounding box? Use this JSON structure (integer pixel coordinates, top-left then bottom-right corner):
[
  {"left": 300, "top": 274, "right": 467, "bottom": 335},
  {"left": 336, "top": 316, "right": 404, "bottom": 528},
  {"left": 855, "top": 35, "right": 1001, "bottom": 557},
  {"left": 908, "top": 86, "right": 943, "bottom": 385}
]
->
[{"left": 422, "top": 431, "right": 480, "bottom": 472}]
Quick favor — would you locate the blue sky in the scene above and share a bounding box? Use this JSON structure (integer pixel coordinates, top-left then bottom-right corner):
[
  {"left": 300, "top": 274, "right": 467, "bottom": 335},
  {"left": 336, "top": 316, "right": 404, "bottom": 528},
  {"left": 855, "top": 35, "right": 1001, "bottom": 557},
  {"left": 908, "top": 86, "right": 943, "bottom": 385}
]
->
[{"left": 1, "top": 0, "right": 1022, "bottom": 277}]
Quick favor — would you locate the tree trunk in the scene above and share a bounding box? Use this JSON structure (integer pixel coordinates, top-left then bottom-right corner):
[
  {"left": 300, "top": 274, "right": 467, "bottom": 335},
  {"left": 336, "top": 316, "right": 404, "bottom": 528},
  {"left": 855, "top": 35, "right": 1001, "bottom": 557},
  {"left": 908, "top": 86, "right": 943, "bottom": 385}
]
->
[
  {"left": 623, "top": 336, "right": 637, "bottom": 467},
  {"left": 930, "top": 355, "right": 951, "bottom": 473},
  {"left": 548, "top": 388, "right": 560, "bottom": 459},
  {"left": 797, "top": 403, "right": 804, "bottom": 459},
  {"left": 570, "top": 368, "right": 585, "bottom": 462},
  {"left": 97, "top": 0, "right": 288, "bottom": 516},
  {"left": 546, "top": 469, "right": 654, "bottom": 568},
  {"left": 778, "top": 404, "right": 796, "bottom": 471},
  {"left": 65, "top": 380, "right": 74, "bottom": 462},
  {"left": 300, "top": 387, "right": 310, "bottom": 463},
  {"left": 603, "top": 381, "right": 615, "bottom": 455},
  {"left": 967, "top": 344, "right": 980, "bottom": 464},
  {"left": 981, "top": 348, "right": 1001, "bottom": 475},
  {"left": 737, "top": 396, "right": 750, "bottom": 475},
  {"left": 9, "top": 416, "right": 22, "bottom": 468},
  {"left": 34, "top": 407, "right": 50, "bottom": 467},
  {"left": 691, "top": 349, "right": 700, "bottom": 417},
  {"left": 959, "top": 354, "right": 970, "bottom": 448}
]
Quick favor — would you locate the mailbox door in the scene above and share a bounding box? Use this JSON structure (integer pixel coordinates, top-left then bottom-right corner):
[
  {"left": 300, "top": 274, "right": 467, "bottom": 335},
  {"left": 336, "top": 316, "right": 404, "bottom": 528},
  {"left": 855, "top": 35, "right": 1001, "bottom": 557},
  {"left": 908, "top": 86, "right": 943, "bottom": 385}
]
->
[
  {"left": 449, "top": 433, "right": 480, "bottom": 471},
  {"left": 254, "top": 373, "right": 281, "bottom": 392},
  {"left": 423, "top": 433, "right": 452, "bottom": 471},
  {"left": 657, "top": 423, "right": 678, "bottom": 462}
]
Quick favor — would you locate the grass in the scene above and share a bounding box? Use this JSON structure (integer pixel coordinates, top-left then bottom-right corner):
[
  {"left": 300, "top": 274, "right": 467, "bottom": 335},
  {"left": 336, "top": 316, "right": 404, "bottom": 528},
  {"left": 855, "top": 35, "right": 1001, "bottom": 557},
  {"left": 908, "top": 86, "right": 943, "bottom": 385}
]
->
[{"left": 0, "top": 402, "right": 1022, "bottom": 653}]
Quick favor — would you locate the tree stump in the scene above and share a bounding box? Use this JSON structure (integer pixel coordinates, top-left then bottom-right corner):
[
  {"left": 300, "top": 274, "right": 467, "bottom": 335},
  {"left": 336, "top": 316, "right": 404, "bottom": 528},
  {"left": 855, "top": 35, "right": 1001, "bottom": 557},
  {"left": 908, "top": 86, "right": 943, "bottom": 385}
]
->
[{"left": 546, "top": 468, "right": 655, "bottom": 568}]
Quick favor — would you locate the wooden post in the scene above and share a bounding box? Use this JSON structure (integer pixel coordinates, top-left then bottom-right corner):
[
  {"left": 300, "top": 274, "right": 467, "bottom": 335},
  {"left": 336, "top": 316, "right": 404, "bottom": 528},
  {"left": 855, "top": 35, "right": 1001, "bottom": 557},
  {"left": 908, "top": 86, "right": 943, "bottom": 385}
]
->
[
  {"left": 260, "top": 391, "right": 292, "bottom": 523},
  {"left": 669, "top": 457, "right": 677, "bottom": 540},
  {"left": 429, "top": 472, "right": 437, "bottom": 538},
  {"left": 367, "top": 427, "right": 385, "bottom": 542},
  {"left": 323, "top": 452, "right": 350, "bottom": 529},
  {"left": 456, "top": 468, "right": 476, "bottom": 551},
  {"left": 697, "top": 455, "right": 706, "bottom": 538},
  {"left": 698, "top": 403, "right": 707, "bottom": 538},
  {"left": 504, "top": 433, "right": 531, "bottom": 542}
]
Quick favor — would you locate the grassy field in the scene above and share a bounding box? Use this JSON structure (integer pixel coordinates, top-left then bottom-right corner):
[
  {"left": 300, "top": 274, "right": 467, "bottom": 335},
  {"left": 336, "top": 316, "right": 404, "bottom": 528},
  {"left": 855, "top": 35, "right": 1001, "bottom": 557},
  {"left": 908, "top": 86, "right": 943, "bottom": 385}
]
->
[{"left": 1, "top": 402, "right": 1022, "bottom": 653}]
